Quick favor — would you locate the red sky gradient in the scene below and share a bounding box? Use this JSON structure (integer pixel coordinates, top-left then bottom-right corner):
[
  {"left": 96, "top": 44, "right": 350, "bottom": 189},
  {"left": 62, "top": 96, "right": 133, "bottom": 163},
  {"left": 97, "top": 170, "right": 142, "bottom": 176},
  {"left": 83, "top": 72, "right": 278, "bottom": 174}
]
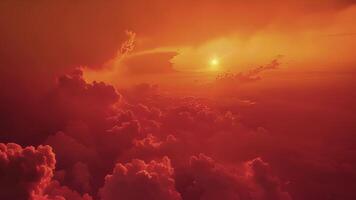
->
[{"left": 1, "top": 1, "right": 356, "bottom": 200}]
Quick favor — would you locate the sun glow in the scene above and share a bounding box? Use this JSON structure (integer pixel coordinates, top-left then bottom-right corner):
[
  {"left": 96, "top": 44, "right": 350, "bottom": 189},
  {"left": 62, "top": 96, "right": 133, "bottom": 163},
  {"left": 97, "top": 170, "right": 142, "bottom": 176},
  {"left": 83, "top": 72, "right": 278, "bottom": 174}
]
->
[{"left": 209, "top": 57, "right": 220, "bottom": 71}]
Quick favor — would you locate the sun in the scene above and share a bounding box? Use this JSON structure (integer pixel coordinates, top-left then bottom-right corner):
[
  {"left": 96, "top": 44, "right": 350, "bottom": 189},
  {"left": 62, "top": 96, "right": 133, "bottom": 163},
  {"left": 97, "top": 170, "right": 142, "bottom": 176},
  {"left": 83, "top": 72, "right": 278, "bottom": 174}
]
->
[
  {"left": 209, "top": 57, "right": 220, "bottom": 71},
  {"left": 211, "top": 58, "right": 219, "bottom": 66}
]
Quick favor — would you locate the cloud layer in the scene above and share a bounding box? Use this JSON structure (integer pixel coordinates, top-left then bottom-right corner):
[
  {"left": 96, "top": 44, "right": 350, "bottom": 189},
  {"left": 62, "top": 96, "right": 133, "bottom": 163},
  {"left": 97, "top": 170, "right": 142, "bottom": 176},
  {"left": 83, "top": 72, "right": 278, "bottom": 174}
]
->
[{"left": 1, "top": 1, "right": 356, "bottom": 200}]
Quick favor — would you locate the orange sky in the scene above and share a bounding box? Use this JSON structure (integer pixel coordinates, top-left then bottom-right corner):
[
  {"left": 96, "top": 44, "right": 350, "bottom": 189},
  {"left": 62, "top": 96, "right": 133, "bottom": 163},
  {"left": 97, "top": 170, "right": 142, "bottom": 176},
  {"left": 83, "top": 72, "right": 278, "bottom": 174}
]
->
[
  {"left": 65, "top": 0, "right": 356, "bottom": 88},
  {"left": 1, "top": 0, "right": 356, "bottom": 89}
]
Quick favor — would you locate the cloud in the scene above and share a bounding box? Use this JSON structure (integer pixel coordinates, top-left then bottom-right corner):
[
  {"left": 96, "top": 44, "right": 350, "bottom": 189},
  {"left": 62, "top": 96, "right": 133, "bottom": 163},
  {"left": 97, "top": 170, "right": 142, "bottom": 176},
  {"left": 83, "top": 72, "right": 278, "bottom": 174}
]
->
[
  {"left": 176, "top": 154, "right": 250, "bottom": 200},
  {"left": 99, "top": 157, "right": 182, "bottom": 200},
  {"left": 0, "top": 68, "right": 120, "bottom": 145},
  {"left": 0, "top": 143, "right": 55, "bottom": 199},
  {"left": 45, "top": 132, "right": 98, "bottom": 171},
  {"left": 122, "top": 51, "right": 178, "bottom": 75},
  {"left": 118, "top": 31, "right": 137, "bottom": 58},
  {"left": 0, "top": 143, "right": 93, "bottom": 200},
  {"left": 176, "top": 154, "right": 291, "bottom": 200},
  {"left": 216, "top": 57, "right": 282, "bottom": 84},
  {"left": 42, "top": 180, "right": 93, "bottom": 200},
  {"left": 246, "top": 158, "right": 292, "bottom": 200}
]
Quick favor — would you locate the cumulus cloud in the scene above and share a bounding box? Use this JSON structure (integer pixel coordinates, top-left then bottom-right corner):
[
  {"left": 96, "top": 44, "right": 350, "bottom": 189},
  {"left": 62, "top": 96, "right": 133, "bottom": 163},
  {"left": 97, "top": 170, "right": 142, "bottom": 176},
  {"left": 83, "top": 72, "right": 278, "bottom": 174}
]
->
[
  {"left": 45, "top": 132, "right": 98, "bottom": 169},
  {"left": 246, "top": 158, "right": 292, "bottom": 200},
  {"left": 41, "top": 180, "right": 93, "bottom": 200},
  {"left": 0, "top": 143, "right": 94, "bottom": 200},
  {"left": 0, "top": 143, "right": 55, "bottom": 199},
  {"left": 176, "top": 154, "right": 250, "bottom": 200},
  {"left": 99, "top": 157, "right": 182, "bottom": 200},
  {"left": 176, "top": 154, "right": 291, "bottom": 200}
]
